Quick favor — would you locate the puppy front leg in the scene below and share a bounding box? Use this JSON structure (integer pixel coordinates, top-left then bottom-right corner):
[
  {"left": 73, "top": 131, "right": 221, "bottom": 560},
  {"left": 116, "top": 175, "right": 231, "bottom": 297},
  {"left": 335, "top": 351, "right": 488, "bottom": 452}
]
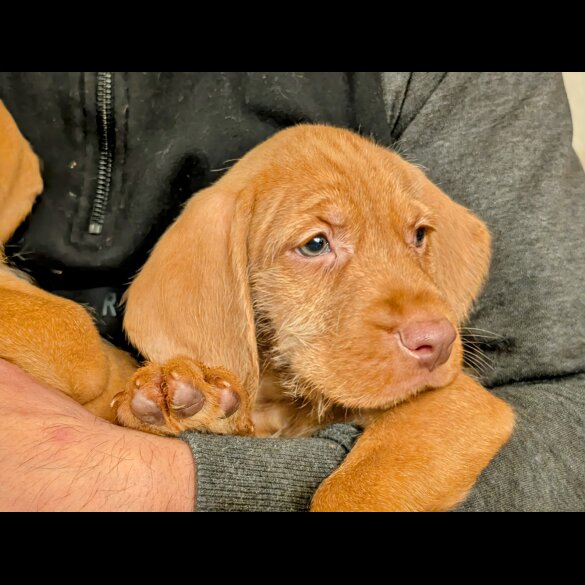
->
[{"left": 311, "top": 374, "right": 515, "bottom": 512}]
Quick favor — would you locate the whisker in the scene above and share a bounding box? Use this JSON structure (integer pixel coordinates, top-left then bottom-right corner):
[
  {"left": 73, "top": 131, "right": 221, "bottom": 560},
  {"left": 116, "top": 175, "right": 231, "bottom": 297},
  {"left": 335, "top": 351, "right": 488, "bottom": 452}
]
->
[
  {"left": 463, "top": 355, "right": 490, "bottom": 375},
  {"left": 464, "top": 352, "right": 494, "bottom": 368},
  {"left": 466, "top": 359, "right": 492, "bottom": 375},
  {"left": 462, "top": 366, "right": 482, "bottom": 382},
  {"left": 461, "top": 335, "right": 503, "bottom": 343},
  {"left": 462, "top": 343, "right": 495, "bottom": 362},
  {"left": 463, "top": 344, "right": 494, "bottom": 363},
  {"left": 459, "top": 327, "right": 503, "bottom": 338},
  {"left": 463, "top": 352, "right": 494, "bottom": 373}
]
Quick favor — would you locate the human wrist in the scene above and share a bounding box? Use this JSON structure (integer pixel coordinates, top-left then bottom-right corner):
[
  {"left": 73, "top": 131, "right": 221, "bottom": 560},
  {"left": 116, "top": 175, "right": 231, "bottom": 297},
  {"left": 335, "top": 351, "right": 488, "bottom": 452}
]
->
[
  {"left": 81, "top": 422, "right": 196, "bottom": 512},
  {"left": 6, "top": 416, "right": 195, "bottom": 512}
]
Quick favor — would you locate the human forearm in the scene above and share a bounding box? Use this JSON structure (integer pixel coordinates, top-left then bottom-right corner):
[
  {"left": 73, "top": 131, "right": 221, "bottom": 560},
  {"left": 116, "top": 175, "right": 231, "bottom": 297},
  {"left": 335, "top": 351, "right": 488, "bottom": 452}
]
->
[
  {"left": 0, "top": 359, "right": 195, "bottom": 512},
  {"left": 4, "top": 425, "right": 194, "bottom": 512}
]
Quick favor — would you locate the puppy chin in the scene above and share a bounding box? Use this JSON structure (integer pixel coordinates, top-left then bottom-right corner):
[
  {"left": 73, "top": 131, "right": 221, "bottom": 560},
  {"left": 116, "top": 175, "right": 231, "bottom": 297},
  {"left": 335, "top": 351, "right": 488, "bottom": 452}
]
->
[
  {"left": 329, "top": 362, "right": 460, "bottom": 411},
  {"left": 380, "top": 366, "right": 458, "bottom": 405}
]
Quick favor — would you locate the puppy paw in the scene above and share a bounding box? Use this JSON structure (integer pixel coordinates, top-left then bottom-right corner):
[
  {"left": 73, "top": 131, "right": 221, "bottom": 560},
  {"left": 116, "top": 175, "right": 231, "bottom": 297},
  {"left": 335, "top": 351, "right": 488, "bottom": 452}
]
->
[{"left": 112, "top": 357, "right": 253, "bottom": 436}]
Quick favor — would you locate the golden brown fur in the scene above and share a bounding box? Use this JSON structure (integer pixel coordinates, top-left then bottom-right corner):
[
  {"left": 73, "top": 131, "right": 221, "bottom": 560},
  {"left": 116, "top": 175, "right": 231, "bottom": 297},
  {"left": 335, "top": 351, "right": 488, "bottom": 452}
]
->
[{"left": 0, "top": 101, "right": 514, "bottom": 511}]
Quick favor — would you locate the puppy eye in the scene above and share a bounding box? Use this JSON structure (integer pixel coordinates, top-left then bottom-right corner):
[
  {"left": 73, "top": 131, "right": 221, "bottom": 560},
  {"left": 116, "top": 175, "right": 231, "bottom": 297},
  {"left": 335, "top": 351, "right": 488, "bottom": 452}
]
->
[
  {"left": 414, "top": 226, "right": 427, "bottom": 248},
  {"left": 298, "top": 234, "right": 331, "bottom": 257}
]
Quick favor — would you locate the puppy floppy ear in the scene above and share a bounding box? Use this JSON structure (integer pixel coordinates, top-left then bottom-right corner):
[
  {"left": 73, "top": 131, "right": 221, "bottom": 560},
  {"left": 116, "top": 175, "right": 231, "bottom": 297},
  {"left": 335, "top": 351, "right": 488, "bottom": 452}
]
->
[
  {"left": 419, "top": 177, "right": 491, "bottom": 322},
  {"left": 123, "top": 187, "right": 259, "bottom": 393},
  {"left": 0, "top": 101, "right": 43, "bottom": 245}
]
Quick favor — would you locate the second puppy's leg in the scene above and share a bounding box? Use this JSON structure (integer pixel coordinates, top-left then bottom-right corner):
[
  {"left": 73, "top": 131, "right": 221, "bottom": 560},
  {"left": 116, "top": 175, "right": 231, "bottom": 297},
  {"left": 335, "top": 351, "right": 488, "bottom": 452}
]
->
[{"left": 0, "top": 271, "right": 136, "bottom": 421}]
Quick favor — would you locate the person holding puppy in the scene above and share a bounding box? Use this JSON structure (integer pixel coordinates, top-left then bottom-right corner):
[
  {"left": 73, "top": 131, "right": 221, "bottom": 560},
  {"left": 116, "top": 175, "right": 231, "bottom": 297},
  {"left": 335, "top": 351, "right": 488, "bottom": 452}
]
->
[{"left": 1, "top": 72, "right": 584, "bottom": 511}]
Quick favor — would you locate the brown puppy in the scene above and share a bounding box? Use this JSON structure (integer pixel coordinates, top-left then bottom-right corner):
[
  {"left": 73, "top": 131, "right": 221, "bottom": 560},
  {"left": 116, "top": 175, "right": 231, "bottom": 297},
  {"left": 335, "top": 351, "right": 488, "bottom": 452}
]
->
[{"left": 0, "top": 102, "right": 514, "bottom": 511}]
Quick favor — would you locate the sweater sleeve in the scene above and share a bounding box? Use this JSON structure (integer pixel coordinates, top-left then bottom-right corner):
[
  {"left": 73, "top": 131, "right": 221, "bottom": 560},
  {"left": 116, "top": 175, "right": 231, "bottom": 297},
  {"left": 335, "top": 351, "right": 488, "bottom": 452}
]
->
[{"left": 180, "top": 424, "right": 361, "bottom": 512}]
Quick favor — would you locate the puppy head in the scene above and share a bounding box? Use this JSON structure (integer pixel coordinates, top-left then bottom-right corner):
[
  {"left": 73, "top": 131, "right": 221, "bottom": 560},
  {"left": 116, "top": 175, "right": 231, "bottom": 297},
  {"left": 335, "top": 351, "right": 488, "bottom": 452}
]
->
[{"left": 125, "top": 125, "right": 490, "bottom": 412}]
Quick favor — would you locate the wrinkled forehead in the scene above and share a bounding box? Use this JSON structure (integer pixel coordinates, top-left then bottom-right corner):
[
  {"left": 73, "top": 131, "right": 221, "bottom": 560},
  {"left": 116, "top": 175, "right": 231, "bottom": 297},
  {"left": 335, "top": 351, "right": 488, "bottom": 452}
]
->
[{"left": 249, "top": 135, "right": 431, "bottom": 236}]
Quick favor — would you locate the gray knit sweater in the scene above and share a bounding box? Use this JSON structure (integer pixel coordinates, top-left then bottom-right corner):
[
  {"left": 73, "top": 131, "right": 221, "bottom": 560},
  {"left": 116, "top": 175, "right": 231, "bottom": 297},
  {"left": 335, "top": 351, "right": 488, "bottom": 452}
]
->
[{"left": 181, "top": 73, "right": 585, "bottom": 512}]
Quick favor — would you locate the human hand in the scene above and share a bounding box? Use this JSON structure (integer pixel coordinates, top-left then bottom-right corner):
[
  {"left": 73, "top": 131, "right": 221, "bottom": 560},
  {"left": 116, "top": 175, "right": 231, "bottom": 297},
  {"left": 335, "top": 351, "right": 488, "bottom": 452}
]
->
[{"left": 0, "top": 359, "right": 195, "bottom": 511}]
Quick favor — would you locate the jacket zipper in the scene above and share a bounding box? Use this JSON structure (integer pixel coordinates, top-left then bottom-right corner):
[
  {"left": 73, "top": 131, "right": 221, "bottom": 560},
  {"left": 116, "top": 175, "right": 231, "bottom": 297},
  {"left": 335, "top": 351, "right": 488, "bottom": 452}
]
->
[{"left": 88, "top": 72, "right": 115, "bottom": 235}]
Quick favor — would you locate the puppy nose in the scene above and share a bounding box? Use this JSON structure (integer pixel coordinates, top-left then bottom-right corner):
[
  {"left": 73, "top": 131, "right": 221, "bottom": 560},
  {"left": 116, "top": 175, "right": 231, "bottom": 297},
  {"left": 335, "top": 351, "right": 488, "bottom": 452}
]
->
[{"left": 398, "top": 319, "right": 456, "bottom": 371}]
